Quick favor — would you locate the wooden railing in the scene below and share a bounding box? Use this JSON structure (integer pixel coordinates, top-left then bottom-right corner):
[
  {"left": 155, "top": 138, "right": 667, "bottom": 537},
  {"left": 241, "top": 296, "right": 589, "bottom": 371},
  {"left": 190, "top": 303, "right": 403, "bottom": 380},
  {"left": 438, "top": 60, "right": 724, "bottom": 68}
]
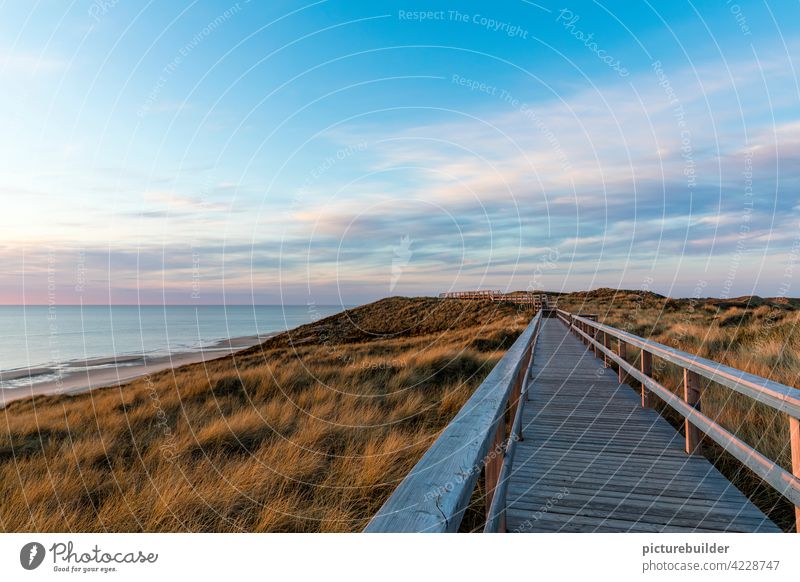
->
[
  {"left": 438, "top": 290, "right": 550, "bottom": 307},
  {"left": 364, "top": 311, "right": 543, "bottom": 532},
  {"left": 438, "top": 290, "right": 502, "bottom": 300},
  {"left": 556, "top": 308, "right": 800, "bottom": 532}
]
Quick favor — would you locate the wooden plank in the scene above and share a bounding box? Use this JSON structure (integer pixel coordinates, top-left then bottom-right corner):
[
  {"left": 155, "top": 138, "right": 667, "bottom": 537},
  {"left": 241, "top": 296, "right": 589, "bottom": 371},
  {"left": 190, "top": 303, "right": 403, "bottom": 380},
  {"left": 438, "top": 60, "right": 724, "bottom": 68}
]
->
[
  {"left": 508, "top": 478, "right": 738, "bottom": 500},
  {"left": 510, "top": 458, "right": 731, "bottom": 480},
  {"left": 506, "top": 500, "right": 772, "bottom": 532},
  {"left": 507, "top": 478, "right": 759, "bottom": 506},
  {"left": 507, "top": 491, "right": 772, "bottom": 525},
  {"left": 505, "top": 317, "right": 782, "bottom": 533},
  {"left": 514, "top": 449, "right": 711, "bottom": 467},
  {"left": 507, "top": 477, "right": 767, "bottom": 509},
  {"left": 505, "top": 509, "right": 731, "bottom": 533}
]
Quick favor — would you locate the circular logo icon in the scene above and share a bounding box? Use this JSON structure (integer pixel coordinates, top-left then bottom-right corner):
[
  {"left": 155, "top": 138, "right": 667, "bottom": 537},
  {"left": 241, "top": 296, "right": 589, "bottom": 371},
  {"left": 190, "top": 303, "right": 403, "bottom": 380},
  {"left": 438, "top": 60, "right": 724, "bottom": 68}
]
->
[{"left": 20, "top": 542, "right": 46, "bottom": 570}]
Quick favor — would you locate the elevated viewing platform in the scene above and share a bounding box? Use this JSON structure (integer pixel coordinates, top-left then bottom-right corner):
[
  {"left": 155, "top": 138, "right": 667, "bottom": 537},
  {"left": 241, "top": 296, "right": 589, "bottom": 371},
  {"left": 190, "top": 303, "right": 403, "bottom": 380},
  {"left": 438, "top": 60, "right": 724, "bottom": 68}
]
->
[{"left": 438, "top": 290, "right": 553, "bottom": 308}]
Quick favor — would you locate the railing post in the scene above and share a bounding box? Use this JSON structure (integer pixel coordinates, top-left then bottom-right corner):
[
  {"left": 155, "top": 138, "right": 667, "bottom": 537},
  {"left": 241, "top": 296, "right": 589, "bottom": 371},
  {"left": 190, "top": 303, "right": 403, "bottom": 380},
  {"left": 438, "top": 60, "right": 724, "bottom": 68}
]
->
[
  {"left": 526, "top": 328, "right": 536, "bottom": 400},
  {"left": 603, "top": 331, "right": 612, "bottom": 368},
  {"left": 593, "top": 328, "right": 600, "bottom": 357},
  {"left": 485, "top": 421, "right": 505, "bottom": 522},
  {"left": 640, "top": 350, "right": 652, "bottom": 408},
  {"left": 512, "top": 348, "right": 526, "bottom": 428},
  {"left": 618, "top": 339, "right": 628, "bottom": 384},
  {"left": 511, "top": 367, "right": 521, "bottom": 415},
  {"left": 790, "top": 416, "right": 800, "bottom": 533},
  {"left": 683, "top": 369, "right": 702, "bottom": 454}
]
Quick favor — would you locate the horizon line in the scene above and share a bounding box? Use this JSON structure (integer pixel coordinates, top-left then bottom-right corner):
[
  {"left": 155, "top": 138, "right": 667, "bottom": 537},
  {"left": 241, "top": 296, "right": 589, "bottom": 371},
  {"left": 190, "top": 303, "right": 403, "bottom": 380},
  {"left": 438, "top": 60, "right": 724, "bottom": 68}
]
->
[
  {"left": 0, "top": 303, "right": 357, "bottom": 307},
  {"left": 1, "top": 289, "right": 796, "bottom": 307}
]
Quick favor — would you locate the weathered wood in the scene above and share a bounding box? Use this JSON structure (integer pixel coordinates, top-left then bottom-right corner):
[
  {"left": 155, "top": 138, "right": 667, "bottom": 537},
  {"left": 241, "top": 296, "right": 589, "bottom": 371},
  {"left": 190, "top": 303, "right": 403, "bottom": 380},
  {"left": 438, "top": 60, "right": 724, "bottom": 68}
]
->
[
  {"left": 509, "top": 470, "right": 740, "bottom": 495},
  {"left": 791, "top": 416, "right": 800, "bottom": 533},
  {"left": 507, "top": 318, "right": 781, "bottom": 533},
  {"left": 370, "top": 308, "right": 794, "bottom": 533},
  {"left": 506, "top": 509, "right": 731, "bottom": 533},
  {"left": 571, "top": 321, "right": 800, "bottom": 509},
  {"left": 508, "top": 490, "right": 772, "bottom": 525},
  {"left": 484, "top": 317, "right": 541, "bottom": 533},
  {"left": 439, "top": 290, "right": 550, "bottom": 308},
  {"left": 506, "top": 507, "right": 752, "bottom": 533},
  {"left": 485, "top": 421, "right": 505, "bottom": 518},
  {"left": 684, "top": 369, "right": 702, "bottom": 454},
  {"left": 562, "top": 310, "right": 800, "bottom": 418},
  {"left": 510, "top": 366, "right": 522, "bottom": 429},
  {"left": 484, "top": 386, "right": 526, "bottom": 533},
  {"left": 640, "top": 349, "right": 653, "bottom": 408},
  {"left": 484, "top": 315, "right": 541, "bottom": 532},
  {"left": 507, "top": 500, "right": 770, "bottom": 531},
  {"left": 593, "top": 327, "right": 600, "bottom": 358},
  {"left": 364, "top": 312, "right": 542, "bottom": 532}
]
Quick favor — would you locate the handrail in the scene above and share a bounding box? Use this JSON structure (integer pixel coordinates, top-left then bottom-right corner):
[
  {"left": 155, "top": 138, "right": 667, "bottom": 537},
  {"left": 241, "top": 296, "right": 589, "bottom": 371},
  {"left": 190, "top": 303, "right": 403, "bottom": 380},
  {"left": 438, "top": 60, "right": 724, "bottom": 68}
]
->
[
  {"left": 557, "top": 309, "right": 800, "bottom": 417},
  {"left": 364, "top": 311, "right": 543, "bottom": 532},
  {"left": 483, "top": 345, "right": 534, "bottom": 533},
  {"left": 438, "top": 290, "right": 549, "bottom": 306},
  {"left": 556, "top": 308, "right": 800, "bottom": 531}
]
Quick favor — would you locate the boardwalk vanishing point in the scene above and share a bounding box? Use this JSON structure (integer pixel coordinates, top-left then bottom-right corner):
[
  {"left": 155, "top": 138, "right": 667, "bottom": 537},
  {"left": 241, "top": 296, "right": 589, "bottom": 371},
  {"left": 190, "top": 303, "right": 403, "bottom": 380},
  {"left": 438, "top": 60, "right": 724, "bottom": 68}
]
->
[{"left": 366, "top": 306, "right": 800, "bottom": 533}]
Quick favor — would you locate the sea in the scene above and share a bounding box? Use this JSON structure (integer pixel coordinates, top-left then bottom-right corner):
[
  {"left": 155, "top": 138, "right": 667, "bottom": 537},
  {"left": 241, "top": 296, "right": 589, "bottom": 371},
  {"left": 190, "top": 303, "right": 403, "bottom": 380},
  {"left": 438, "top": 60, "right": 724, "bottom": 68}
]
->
[{"left": 0, "top": 304, "right": 346, "bottom": 390}]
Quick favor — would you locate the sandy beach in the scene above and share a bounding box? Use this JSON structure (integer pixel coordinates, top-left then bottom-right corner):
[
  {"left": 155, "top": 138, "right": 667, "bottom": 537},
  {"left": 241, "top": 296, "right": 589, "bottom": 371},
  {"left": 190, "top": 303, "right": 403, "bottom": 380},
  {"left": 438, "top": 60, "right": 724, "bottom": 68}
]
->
[{"left": 0, "top": 334, "right": 275, "bottom": 407}]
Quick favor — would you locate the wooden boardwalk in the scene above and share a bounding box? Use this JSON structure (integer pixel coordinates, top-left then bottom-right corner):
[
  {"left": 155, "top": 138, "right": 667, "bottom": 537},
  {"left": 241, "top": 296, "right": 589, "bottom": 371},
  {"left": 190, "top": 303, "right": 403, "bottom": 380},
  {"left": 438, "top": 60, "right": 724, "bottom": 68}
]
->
[
  {"left": 367, "top": 309, "right": 799, "bottom": 534},
  {"left": 505, "top": 317, "right": 780, "bottom": 532}
]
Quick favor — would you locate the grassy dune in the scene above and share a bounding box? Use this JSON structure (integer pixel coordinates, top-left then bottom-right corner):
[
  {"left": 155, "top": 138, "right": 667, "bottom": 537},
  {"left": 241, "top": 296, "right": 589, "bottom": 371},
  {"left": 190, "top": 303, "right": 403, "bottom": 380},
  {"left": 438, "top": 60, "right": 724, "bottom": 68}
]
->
[
  {"left": 555, "top": 289, "right": 800, "bottom": 531},
  {"left": 3, "top": 291, "right": 797, "bottom": 532},
  {"left": 0, "top": 297, "right": 530, "bottom": 532}
]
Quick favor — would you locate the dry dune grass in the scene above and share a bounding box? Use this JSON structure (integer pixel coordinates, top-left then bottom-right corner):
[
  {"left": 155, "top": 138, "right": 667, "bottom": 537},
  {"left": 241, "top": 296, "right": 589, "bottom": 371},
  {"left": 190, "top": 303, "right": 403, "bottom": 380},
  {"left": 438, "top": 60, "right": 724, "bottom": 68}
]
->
[
  {"left": 5, "top": 290, "right": 795, "bottom": 531},
  {"left": 0, "top": 297, "right": 530, "bottom": 532},
  {"left": 556, "top": 288, "right": 800, "bottom": 531}
]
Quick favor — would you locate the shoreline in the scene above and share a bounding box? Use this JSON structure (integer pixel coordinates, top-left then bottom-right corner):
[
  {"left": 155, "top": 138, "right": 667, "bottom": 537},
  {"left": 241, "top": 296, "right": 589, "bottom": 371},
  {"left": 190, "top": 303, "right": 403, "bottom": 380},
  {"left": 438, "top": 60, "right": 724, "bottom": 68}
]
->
[{"left": 0, "top": 334, "right": 276, "bottom": 407}]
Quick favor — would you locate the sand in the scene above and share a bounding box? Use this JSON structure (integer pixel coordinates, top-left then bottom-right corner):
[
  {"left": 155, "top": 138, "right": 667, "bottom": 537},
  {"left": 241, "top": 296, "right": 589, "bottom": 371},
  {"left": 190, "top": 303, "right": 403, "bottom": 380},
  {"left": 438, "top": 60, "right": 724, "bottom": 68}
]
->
[{"left": 0, "top": 334, "right": 275, "bottom": 407}]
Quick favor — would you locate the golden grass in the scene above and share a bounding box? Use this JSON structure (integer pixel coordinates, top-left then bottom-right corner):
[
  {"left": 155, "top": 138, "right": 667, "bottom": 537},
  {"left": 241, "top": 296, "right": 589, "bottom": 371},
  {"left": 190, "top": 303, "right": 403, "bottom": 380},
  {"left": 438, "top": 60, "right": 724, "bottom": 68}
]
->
[
  {"left": 5, "top": 291, "right": 795, "bottom": 531},
  {"left": 0, "top": 297, "right": 530, "bottom": 532},
  {"left": 556, "top": 289, "right": 800, "bottom": 531}
]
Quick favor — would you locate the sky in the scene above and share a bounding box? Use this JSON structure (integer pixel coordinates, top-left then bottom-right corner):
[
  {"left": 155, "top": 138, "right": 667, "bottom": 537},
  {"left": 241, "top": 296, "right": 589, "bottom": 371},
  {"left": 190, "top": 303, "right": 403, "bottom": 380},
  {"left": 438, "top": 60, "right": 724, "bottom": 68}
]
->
[{"left": 1, "top": 0, "right": 799, "bottom": 305}]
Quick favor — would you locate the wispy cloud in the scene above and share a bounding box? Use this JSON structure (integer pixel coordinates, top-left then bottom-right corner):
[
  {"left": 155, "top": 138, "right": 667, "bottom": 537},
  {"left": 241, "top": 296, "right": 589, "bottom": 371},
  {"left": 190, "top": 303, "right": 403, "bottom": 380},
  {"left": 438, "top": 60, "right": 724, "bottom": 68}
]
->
[
  {"left": 279, "top": 50, "right": 800, "bottom": 298},
  {"left": 0, "top": 50, "right": 65, "bottom": 76}
]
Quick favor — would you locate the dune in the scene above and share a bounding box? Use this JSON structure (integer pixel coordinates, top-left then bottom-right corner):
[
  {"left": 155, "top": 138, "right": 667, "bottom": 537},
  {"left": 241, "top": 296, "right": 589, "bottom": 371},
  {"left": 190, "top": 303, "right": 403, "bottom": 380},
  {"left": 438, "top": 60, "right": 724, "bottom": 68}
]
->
[{"left": 0, "top": 297, "right": 530, "bottom": 532}]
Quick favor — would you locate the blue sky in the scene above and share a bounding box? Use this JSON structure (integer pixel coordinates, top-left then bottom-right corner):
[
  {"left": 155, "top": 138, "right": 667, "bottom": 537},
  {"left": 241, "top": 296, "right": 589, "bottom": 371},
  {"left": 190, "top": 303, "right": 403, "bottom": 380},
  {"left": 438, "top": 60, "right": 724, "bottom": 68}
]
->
[{"left": 1, "top": 0, "right": 798, "bottom": 305}]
